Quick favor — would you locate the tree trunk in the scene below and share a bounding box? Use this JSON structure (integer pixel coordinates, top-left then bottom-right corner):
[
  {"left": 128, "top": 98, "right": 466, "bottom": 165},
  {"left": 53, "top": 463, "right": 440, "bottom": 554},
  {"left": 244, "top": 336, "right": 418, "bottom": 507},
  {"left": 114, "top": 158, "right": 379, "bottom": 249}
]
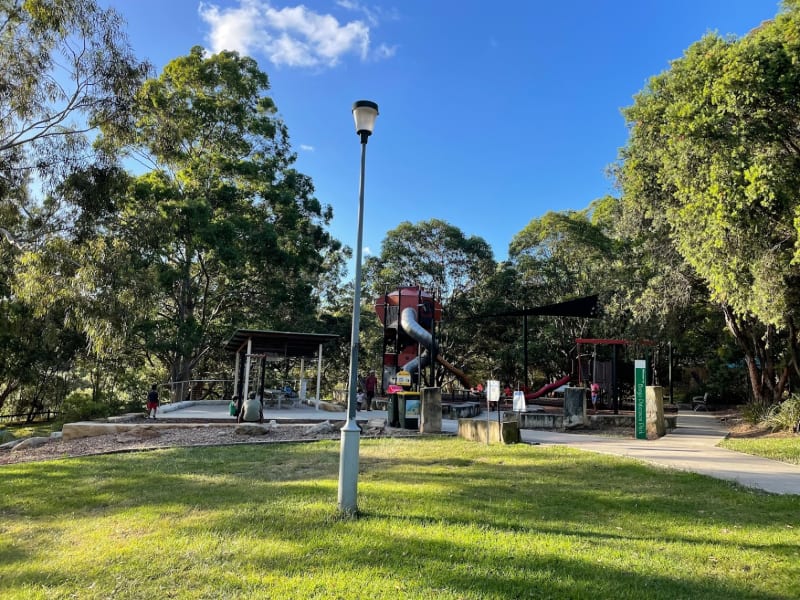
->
[
  {"left": 170, "top": 358, "right": 193, "bottom": 403},
  {"left": 0, "top": 381, "right": 20, "bottom": 412},
  {"left": 722, "top": 304, "right": 783, "bottom": 405}
]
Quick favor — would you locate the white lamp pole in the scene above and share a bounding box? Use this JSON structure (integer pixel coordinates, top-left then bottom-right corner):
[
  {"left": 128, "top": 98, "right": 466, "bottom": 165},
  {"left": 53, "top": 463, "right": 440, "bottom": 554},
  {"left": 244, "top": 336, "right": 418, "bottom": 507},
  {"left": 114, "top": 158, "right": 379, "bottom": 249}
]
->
[{"left": 338, "top": 100, "right": 379, "bottom": 515}]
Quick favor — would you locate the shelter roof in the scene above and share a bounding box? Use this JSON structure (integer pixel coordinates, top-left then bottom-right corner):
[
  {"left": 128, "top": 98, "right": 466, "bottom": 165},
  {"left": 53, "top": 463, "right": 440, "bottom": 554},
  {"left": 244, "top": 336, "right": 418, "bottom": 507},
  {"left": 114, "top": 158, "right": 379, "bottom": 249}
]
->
[
  {"left": 576, "top": 338, "right": 656, "bottom": 346},
  {"left": 223, "top": 329, "right": 339, "bottom": 358}
]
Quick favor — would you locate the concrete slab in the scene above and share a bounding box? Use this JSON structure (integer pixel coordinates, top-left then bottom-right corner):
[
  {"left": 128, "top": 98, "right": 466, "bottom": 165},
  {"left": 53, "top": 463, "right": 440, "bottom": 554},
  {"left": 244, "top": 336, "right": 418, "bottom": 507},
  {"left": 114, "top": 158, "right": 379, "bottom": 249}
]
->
[{"left": 151, "top": 400, "right": 384, "bottom": 423}]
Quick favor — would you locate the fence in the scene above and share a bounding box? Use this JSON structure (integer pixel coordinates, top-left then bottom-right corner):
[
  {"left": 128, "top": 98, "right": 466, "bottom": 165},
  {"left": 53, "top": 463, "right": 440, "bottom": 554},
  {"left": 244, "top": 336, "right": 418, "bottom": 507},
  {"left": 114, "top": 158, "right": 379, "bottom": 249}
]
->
[
  {"left": 163, "top": 379, "right": 233, "bottom": 403},
  {"left": 0, "top": 410, "right": 61, "bottom": 425}
]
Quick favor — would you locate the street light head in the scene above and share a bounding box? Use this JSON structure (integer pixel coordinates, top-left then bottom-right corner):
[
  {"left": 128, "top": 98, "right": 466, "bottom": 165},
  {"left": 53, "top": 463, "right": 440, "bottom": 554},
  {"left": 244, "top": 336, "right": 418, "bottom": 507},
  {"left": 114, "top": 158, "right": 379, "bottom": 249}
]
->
[{"left": 352, "top": 100, "right": 379, "bottom": 138}]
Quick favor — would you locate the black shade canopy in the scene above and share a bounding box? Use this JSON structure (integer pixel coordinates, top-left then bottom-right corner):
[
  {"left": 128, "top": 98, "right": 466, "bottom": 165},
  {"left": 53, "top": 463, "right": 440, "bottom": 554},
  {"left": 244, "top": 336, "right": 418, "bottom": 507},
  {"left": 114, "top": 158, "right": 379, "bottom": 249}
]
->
[{"left": 224, "top": 329, "right": 339, "bottom": 358}]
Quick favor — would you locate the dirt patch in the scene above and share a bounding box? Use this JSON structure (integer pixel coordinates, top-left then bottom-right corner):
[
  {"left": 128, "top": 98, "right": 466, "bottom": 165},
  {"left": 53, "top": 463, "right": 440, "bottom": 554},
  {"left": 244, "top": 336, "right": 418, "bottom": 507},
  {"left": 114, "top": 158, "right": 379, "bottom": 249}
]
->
[
  {"left": 0, "top": 420, "right": 418, "bottom": 466},
  {"left": 719, "top": 411, "right": 797, "bottom": 439}
]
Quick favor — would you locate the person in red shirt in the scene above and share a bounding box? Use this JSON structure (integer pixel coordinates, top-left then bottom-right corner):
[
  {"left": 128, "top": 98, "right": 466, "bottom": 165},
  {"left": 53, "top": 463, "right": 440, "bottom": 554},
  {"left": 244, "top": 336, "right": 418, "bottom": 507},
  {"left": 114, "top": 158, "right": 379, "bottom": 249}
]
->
[
  {"left": 590, "top": 382, "right": 601, "bottom": 412},
  {"left": 364, "top": 371, "right": 378, "bottom": 411}
]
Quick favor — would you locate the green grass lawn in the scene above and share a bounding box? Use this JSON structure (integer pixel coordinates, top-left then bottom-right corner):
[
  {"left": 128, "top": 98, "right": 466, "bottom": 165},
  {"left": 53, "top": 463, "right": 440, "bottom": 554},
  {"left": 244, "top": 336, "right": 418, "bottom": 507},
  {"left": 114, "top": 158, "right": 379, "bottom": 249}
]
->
[
  {"left": 2, "top": 437, "right": 798, "bottom": 599},
  {"left": 0, "top": 421, "right": 63, "bottom": 443},
  {"left": 719, "top": 436, "right": 800, "bottom": 465}
]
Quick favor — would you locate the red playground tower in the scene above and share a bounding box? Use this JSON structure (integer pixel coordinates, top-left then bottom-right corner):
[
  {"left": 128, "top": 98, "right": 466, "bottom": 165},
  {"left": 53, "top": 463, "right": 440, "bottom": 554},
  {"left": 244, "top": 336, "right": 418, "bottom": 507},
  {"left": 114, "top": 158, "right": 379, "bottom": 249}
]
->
[{"left": 375, "top": 286, "right": 442, "bottom": 392}]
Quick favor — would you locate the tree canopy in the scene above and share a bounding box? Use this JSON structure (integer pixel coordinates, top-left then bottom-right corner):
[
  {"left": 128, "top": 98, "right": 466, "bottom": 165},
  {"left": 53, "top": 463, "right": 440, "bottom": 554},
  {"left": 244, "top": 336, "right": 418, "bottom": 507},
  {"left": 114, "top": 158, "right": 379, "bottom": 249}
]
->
[
  {"left": 618, "top": 2, "right": 800, "bottom": 402},
  {"left": 0, "top": 0, "right": 147, "bottom": 415},
  {"left": 7, "top": 45, "right": 345, "bottom": 406}
]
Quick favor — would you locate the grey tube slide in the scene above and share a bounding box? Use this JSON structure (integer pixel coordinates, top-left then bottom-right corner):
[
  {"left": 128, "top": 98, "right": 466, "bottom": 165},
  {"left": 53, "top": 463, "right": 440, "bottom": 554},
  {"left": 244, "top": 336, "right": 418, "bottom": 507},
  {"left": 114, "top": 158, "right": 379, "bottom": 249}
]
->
[{"left": 400, "top": 307, "right": 436, "bottom": 375}]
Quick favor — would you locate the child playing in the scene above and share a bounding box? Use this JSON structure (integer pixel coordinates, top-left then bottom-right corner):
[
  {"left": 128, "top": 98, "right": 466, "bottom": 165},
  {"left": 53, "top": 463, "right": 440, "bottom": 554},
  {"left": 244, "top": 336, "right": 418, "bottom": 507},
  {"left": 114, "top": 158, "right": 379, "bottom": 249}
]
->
[{"left": 590, "top": 382, "right": 600, "bottom": 412}]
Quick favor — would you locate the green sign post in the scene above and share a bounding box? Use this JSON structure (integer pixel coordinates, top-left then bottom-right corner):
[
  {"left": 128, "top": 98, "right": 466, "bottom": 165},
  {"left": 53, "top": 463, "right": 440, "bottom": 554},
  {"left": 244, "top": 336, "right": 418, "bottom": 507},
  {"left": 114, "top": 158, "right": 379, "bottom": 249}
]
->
[{"left": 634, "top": 359, "right": 647, "bottom": 440}]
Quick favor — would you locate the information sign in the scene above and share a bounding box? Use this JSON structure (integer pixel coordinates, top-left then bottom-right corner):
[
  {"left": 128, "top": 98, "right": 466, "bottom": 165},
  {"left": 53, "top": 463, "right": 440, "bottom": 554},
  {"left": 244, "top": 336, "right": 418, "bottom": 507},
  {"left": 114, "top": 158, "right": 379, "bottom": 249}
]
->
[{"left": 635, "top": 360, "right": 647, "bottom": 440}]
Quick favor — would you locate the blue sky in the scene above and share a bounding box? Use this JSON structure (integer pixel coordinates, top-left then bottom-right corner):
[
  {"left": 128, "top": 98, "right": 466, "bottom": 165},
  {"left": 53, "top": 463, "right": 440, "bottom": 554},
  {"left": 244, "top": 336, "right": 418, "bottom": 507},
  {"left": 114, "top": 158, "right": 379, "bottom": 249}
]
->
[{"left": 102, "top": 0, "right": 781, "bottom": 267}]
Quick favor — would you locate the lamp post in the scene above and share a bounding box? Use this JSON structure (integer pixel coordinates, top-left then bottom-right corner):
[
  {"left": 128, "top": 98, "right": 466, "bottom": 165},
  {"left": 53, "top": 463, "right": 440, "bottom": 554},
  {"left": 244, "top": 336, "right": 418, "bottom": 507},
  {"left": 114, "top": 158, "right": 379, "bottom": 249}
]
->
[{"left": 338, "top": 100, "right": 379, "bottom": 515}]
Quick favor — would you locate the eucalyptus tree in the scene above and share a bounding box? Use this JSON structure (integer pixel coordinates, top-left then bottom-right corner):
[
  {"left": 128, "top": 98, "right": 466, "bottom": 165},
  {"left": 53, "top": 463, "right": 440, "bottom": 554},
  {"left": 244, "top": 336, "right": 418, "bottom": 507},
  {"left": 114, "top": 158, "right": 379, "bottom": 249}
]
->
[
  {"left": 19, "top": 47, "right": 344, "bottom": 400},
  {"left": 363, "top": 219, "right": 497, "bottom": 388},
  {"left": 364, "top": 219, "right": 495, "bottom": 301},
  {"left": 0, "top": 0, "right": 147, "bottom": 218},
  {"left": 113, "top": 47, "right": 343, "bottom": 398},
  {"left": 0, "top": 0, "right": 147, "bottom": 412},
  {"left": 618, "top": 1, "right": 800, "bottom": 404},
  {"left": 508, "top": 205, "right": 620, "bottom": 378}
]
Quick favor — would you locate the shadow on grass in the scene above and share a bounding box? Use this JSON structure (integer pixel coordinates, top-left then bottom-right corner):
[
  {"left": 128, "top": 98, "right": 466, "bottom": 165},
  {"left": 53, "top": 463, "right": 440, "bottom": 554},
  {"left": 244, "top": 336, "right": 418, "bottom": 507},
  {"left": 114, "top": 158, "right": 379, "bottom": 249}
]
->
[{"left": 1, "top": 437, "right": 797, "bottom": 599}]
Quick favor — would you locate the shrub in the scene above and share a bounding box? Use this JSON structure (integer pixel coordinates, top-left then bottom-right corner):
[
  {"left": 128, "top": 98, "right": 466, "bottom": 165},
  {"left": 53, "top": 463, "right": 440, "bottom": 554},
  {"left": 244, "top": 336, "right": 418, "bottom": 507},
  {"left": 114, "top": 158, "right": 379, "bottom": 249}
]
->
[
  {"left": 762, "top": 395, "right": 800, "bottom": 432},
  {"left": 60, "top": 391, "right": 114, "bottom": 422},
  {"left": 742, "top": 400, "right": 772, "bottom": 424}
]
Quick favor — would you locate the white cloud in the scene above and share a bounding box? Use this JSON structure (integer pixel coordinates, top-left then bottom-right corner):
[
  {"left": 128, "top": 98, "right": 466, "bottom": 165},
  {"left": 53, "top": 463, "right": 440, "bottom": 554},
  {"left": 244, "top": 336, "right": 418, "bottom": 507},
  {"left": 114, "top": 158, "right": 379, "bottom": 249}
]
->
[
  {"left": 336, "top": 0, "right": 399, "bottom": 27},
  {"left": 198, "top": 0, "right": 393, "bottom": 68},
  {"left": 198, "top": 1, "right": 262, "bottom": 56},
  {"left": 375, "top": 43, "right": 397, "bottom": 59},
  {"left": 363, "top": 246, "right": 372, "bottom": 256},
  {"left": 300, "top": 144, "right": 314, "bottom": 151}
]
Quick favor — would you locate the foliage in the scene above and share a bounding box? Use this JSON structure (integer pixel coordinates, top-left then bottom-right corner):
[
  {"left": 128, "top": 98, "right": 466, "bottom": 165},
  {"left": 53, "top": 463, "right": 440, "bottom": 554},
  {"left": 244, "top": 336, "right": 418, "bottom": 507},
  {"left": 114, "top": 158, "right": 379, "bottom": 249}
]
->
[
  {"left": 763, "top": 394, "right": 800, "bottom": 432},
  {"left": 0, "top": 0, "right": 147, "bottom": 420},
  {"left": 1, "top": 439, "right": 798, "bottom": 598},
  {"left": 618, "top": 5, "right": 800, "bottom": 404},
  {"left": 0, "top": 0, "right": 148, "bottom": 193},
  {"left": 14, "top": 47, "right": 345, "bottom": 402},
  {"left": 741, "top": 400, "right": 774, "bottom": 425},
  {"left": 0, "top": 293, "right": 84, "bottom": 413},
  {"left": 59, "top": 390, "right": 112, "bottom": 421},
  {"left": 509, "top": 205, "right": 619, "bottom": 379},
  {"left": 365, "top": 219, "right": 495, "bottom": 302},
  {"left": 702, "top": 354, "right": 750, "bottom": 406}
]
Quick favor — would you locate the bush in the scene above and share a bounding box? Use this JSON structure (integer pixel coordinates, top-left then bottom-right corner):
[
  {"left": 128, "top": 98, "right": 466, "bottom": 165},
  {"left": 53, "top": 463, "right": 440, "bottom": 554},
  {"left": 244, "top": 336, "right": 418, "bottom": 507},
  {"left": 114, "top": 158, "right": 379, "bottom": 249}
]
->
[
  {"left": 762, "top": 395, "right": 800, "bottom": 432},
  {"left": 60, "top": 391, "right": 114, "bottom": 422},
  {"left": 742, "top": 400, "right": 772, "bottom": 424}
]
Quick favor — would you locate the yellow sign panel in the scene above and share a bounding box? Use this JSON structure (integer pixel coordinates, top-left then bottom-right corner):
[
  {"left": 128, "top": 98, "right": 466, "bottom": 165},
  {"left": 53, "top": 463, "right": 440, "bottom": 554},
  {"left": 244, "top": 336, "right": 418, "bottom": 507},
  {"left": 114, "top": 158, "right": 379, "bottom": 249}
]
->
[{"left": 395, "top": 370, "right": 412, "bottom": 386}]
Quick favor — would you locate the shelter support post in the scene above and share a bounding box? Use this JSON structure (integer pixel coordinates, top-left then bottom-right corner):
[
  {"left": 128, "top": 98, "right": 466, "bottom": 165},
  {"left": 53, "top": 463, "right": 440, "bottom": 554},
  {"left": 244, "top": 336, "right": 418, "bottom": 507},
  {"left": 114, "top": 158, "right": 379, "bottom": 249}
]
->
[
  {"left": 523, "top": 312, "right": 529, "bottom": 391},
  {"left": 300, "top": 358, "right": 305, "bottom": 384},
  {"left": 612, "top": 343, "right": 619, "bottom": 414},
  {"left": 316, "top": 343, "right": 323, "bottom": 408},
  {"left": 259, "top": 356, "right": 267, "bottom": 402},
  {"left": 243, "top": 338, "right": 252, "bottom": 400},
  {"left": 668, "top": 341, "right": 673, "bottom": 405},
  {"left": 233, "top": 351, "right": 240, "bottom": 399}
]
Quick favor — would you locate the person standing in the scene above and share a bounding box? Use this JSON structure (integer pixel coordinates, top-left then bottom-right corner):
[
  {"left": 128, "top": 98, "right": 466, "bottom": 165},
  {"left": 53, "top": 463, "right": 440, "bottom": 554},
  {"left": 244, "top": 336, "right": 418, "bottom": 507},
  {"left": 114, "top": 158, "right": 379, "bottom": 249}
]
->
[
  {"left": 590, "top": 382, "right": 601, "bottom": 413},
  {"left": 364, "top": 371, "right": 378, "bottom": 411},
  {"left": 146, "top": 384, "right": 159, "bottom": 419}
]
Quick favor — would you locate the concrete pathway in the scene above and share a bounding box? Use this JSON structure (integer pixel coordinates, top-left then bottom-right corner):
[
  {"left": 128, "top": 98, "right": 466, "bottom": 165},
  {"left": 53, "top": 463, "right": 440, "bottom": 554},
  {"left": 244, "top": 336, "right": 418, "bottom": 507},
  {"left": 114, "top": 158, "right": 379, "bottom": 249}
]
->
[
  {"left": 455, "top": 412, "right": 800, "bottom": 495},
  {"left": 160, "top": 401, "right": 800, "bottom": 495}
]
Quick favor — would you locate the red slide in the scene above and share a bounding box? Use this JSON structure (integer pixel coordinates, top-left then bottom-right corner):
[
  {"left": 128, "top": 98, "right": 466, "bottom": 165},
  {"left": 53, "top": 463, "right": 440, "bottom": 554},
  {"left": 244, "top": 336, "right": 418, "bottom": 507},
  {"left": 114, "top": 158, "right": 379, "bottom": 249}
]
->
[{"left": 525, "top": 374, "right": 571, "bottom": 400}]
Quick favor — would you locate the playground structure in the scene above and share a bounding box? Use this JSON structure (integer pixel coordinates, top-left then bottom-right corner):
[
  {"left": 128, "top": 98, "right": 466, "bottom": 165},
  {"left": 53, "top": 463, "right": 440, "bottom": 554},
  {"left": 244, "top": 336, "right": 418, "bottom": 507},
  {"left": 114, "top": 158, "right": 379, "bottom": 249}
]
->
[
  {"left": 374, "top": 287, "right": 581, "bottom": 406},
  {"left": 375, "top": 286, "right": 473, "bottom": 393},
  {"left": 575, "top": 338, "right": 658, "bottom": 413},
  {"left": 373, "top": 287, "right": 669, "bottom": 418},
  {"left": 478, "top": 294, "right": 599, "bottom": 397},
  {"left": 524, "top": 375, "right": 572, "bottom": 400}
]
